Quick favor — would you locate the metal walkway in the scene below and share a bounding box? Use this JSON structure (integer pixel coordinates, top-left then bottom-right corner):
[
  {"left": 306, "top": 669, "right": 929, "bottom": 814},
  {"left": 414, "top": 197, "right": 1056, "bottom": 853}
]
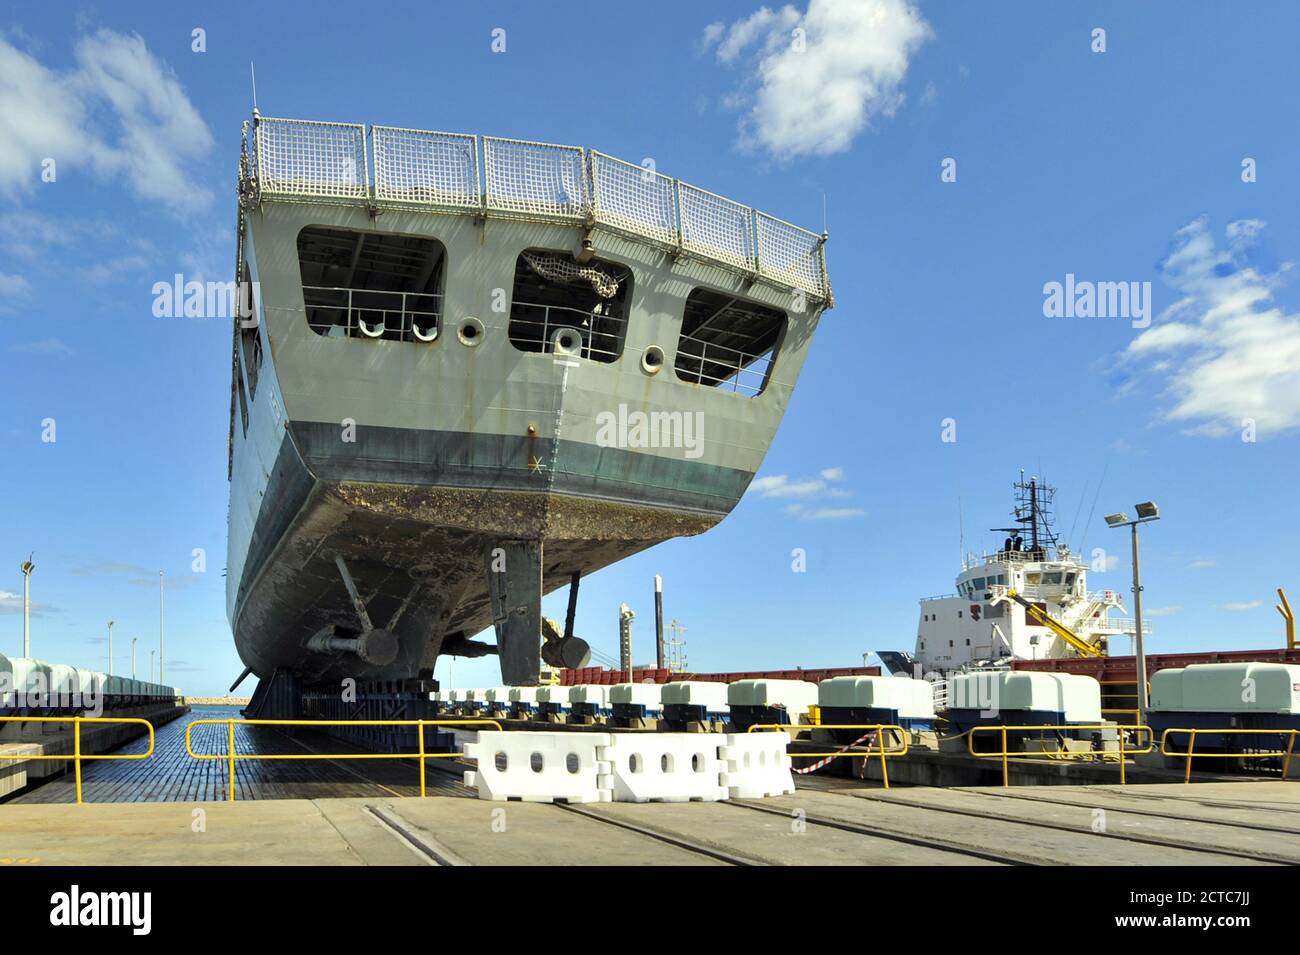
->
[{"left": 10, "top": 711, "right": 472, "bottom": 804}]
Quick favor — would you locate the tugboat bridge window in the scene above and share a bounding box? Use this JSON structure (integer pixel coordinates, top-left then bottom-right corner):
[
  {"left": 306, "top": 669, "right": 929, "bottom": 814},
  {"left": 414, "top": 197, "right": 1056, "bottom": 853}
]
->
[
  {"left": 507, "top": 250, "right": 630, "bottom": 362},
  {"left": 674, "top": 289, "right": 786, "bottom": 397},
  {"left": 297, "top": 226, "right": 445, "bottom": 342}
]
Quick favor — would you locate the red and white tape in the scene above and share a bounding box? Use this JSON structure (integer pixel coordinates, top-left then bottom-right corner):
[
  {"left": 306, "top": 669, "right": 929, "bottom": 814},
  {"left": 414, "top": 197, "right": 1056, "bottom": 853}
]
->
[{"left": 792, "top": 730, "right": 879, "bottom": 775}]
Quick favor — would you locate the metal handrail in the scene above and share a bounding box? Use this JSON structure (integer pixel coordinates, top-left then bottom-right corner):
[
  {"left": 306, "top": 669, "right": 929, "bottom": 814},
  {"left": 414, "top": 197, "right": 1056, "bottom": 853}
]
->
[
  {"left": 747, "top": 722, "right": 909, "bottom": 789},
  {"left": 184, "top": 718, "right": 501, "bottom": 801},
  {"left": 674, "top": 334, "right": 774, "bottom": 396},
  {"left": 507, "top": 300, "right": 625, "bottom": 362},
  {"left": 302, "top": 285, "right": 442, "bottom": 341},
  {"left": 967, "top": 723, "right": 1153, "bottom": 786},
  {"left": 0, "top": 716, "right": 156, "bottom": 804},
  {"left": 1159, "top": 727, "right": 1298, "bottom": 784},
  {"left": 247, "top": 116, "right": 832, "bottom": 304}
]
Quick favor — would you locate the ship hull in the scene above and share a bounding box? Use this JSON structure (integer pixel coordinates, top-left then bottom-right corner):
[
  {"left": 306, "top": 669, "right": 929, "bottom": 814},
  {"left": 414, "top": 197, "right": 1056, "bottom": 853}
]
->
[
  {"left": 226, "top": 144, "right": 828, "bottom": 686},
  {"left": 231, "top": 423, "right": 741, "bottom": 684}
]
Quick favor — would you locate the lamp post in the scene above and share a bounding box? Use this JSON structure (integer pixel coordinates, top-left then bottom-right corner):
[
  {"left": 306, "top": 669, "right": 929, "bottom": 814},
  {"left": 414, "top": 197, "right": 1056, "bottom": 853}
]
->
[
  {"left": 159, "top": 570, "right": 165, "bottom": 684},
  {"left": 150, "top": 649, "right": 156, "bottom": 683},
  {"left": 107, "top": 620, "right": 114, "bottom": 676},
  {"left": 1105, "top": 502, "right": 1161, "bottom": 717},
  {"left": 20, "top": 556, "right": 35, "bottom": 657}
]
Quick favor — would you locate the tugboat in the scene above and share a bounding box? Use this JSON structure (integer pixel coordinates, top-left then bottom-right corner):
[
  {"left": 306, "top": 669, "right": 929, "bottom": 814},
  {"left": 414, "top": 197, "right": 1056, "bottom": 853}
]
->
[
  {"left": 880, "top": 475, "right": 1144, "bottom": 676},
  {"left": 225, "top": 113, "right": 833, "bottom": 699}
]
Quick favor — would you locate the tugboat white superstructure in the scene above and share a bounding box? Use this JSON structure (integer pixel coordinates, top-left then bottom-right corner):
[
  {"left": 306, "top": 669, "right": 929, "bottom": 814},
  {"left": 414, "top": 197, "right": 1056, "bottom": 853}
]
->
[{"left": 895, "top": 476, "right": 1145, "bottom": 675}]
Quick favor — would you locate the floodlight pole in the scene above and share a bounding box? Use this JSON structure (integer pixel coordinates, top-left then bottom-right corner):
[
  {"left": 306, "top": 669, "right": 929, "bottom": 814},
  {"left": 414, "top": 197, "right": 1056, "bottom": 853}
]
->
[{"left": 1129, "top": 522, "right": 1149, "bottom": 716}]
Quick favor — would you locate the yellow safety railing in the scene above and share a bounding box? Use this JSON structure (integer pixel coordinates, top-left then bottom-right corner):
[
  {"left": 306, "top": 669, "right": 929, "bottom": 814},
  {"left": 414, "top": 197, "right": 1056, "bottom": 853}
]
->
[
  {"left": 968, "top": 723, "right": 1153, "bottom": 787},
  {"left": 0, "top": 716, "right": 156, "bottom": 804},
  {"left": 1159, "top": 727, "right": 1298, "bottom": 784},
  {"left": 747, "top": 723, "right": 908, "bottom": 789},
  {"left": 185, "top": 718, "right": 502, "bottom": 801}
]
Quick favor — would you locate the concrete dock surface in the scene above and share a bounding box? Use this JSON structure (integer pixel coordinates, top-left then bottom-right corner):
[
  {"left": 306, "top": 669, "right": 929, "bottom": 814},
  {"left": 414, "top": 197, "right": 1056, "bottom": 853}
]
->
[{"left": 2, "top": 780, "right": 1294, "bottom": 866}]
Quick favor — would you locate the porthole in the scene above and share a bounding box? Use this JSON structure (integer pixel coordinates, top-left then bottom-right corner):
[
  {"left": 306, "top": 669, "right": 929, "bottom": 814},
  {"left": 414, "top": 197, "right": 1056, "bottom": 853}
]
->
[
  {"left": 458, "top": 317, "right": 484, "bottom": 346},
  {"left": 641, "top": 345, "right": 665, "bottom": 375}
]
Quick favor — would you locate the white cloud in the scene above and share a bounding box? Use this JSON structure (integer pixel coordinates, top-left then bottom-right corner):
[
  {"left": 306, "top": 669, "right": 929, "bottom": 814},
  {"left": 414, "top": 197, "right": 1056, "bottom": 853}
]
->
[
  {"left": 798, "top": 506, "right": 865, "bottom": 520},
  {"left": 1187, "top": 558, "right": 1216, "bottom": 569},
  {"left": 0, "top": 30, "right": 213, "bottom": 213},
  {"left": 703, "top": 0, "right": 932, "bottom": 160},
  {"left": 0, "top": 272, "right": 31, "bottom": 296},
  {"left": 0, "top": 590, "right": 56, "bottom": 615},
  {"left": 10, "top": 338, "right": 71, "bottom": 355},
  {"left": 750, "top": 467, "right": 862, "bottom": 519},
  {"left": 1143, "top": 606, "right": 1182, "bottom": 618},
  {"left": 1220, "top": 600, "right": 1263, "bottom": 611},
  {"left": 1122, "top": 217, "right": 1300, "bottom": 437},
  {"left": 748, "top": 469, "right": 851, "bottom": 499}
]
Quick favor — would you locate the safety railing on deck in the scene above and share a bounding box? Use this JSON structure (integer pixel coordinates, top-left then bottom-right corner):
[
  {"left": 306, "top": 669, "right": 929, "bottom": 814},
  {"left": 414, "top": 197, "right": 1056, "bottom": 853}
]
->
[
  {"left": 302, "top": 286, "right": 443, "bottom": 341},
  {"left": 747, "top": 722, "right": 909, "bottom": 789},
  {"left": 1159, "top": 727, "right": 1298, "bottom": 784},
  {"left": 968, "top": 723, "right": 1153, "bottom": 786},
  {"left": 507, "top": 300, "right": 626, "bottom": 362},
  {"left": 673, "top": 334, "right": 775, "bottom": 396},
  {"left": 184, "top": 718, "right": 498, "bottom": 801},
  {"left": 0, "top": 716, "right": 156, "bottom": 804},
  {"left": 245, "top": 116, "right": 831, "bottom": 302}
]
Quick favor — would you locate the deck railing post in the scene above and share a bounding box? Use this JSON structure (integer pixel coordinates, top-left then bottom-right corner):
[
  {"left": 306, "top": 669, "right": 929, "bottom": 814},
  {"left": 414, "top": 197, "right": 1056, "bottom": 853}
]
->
[
  {"left": 228, "top": 719, "right": 237, "bottom": 802},
  {"left": 418, "top": 720, "right": 427, "bottom": 798},
  {"left": 878, "top": 728, "right": 890, "bottom": 790},
  {"left": 1184, "top": 729, "right": 1196, "bottom": 784},
  {"left": 1001, "top": 727, "right": 1009, "bottom": 787},
  {"left": 74, "top": 718, "right": 83, "bottom": 805},
  {"left": 1119, "top": 726, "right": 1127, "bottom": 785}
]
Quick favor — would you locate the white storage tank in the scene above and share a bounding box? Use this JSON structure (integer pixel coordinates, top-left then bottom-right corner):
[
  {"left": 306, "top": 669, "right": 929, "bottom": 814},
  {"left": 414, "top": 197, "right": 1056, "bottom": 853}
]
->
[
  {"left": 818, "top": 675, "right": 936, "bottom": 728},
  {"left": 567, "top": 684, "right": 609, "bottom": 722},
  {"left": 507, "top": 686, "right": 538, "bottom": 716},
  {"left": 609, "top": 682, "right": 663, "bottom": 725},
  {"left": 535, "top": 685, "right": 569, "bottom": 720},
  {"left": 660, "top": 681, "right": 729, "bottom": 727},
  {"left": 947, "top": 671, "right": 1102, "bottom": 727},
  {"left": 1148, "top": 662, "right": 1300, "bottom": 744},
  {"left": 727, "top": 679, "right": 818, "bottom": 729}
]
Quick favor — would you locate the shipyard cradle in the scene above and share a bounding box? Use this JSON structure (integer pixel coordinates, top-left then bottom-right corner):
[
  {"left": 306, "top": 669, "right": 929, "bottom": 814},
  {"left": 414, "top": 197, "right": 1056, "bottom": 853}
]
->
[{"left": 226, "top": 115, "right": 833, "bottom": 694}]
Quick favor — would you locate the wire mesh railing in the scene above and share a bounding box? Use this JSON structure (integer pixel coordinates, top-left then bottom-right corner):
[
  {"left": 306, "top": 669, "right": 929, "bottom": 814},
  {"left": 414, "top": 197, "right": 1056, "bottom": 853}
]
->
[
  {"left": 371, "top": 126, "right": 479, "bottom": 209},
  {"left": 247, "top": 116, "right": 831, "bottom": 301}
]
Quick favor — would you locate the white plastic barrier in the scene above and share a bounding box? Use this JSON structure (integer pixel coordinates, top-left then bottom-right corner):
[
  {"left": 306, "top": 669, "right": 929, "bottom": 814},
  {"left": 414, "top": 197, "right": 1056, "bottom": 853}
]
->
[
  {"left": 719, "top": 732, "right": 795, "bottom": 798},
  {"left": 598, "top": 733, "right": 729, "bottom": 803},
  {"left": 463, "top": 731, "right": 612, "bottom": 803}
]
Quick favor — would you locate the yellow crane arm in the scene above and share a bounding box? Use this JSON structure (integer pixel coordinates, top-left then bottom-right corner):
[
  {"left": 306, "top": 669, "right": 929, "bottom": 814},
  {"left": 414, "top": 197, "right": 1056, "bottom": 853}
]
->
[{"left": 1004, "top": 590, "right": 1104, "bottom": 658}]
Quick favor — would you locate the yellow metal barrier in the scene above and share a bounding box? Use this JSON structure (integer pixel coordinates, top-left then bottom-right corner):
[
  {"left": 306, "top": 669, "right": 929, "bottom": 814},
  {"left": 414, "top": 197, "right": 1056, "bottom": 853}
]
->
[
  {"left": 747, "top": 723, "right": 908, "bottom": 789},
  {"left": 184, "top": 718, "right": 502, "bottom": 801},
  {"left": 967, "top": 723, "right": 1153, "bottom": 787},
  {"left": 0, "top": 715, "right": 156, "bottom": 804},
  {"left": 1158, "top": 727, "right": 1298, "bottom": 784}
]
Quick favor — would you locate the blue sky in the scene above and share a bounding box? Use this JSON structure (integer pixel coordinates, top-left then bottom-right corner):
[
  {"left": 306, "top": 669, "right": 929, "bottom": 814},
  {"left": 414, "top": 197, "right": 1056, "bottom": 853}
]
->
[{"left": 2, "top": 1, "right": 1298, "bottom": 695}]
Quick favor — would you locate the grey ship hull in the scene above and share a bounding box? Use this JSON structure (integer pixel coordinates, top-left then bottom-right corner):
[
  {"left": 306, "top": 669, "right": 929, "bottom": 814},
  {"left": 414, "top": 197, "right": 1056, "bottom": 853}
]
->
[{"left": 226, "top": 119, "right": 830, "bottom": 687}]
